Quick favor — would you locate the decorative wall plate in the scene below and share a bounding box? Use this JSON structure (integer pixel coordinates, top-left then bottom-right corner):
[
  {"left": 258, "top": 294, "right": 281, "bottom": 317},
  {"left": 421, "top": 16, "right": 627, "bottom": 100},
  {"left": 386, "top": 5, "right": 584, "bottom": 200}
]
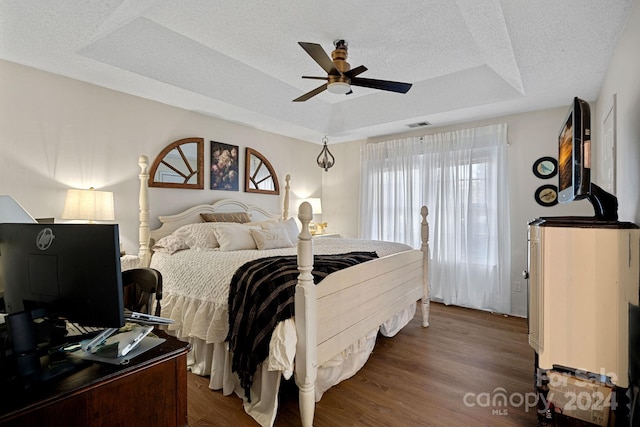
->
[
  {"left": 533, "top": 156, "right": 558, "bottom": 179},
  {"left": 535, "top": 184, "right": 558, "bottom": 206}
]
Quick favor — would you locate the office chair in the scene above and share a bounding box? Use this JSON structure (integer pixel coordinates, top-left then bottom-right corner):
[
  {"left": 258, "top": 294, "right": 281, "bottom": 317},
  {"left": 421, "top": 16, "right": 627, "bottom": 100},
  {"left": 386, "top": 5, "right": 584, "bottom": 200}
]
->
[{"left": 121, "top": 268, "right": 163, "bottom": 316}]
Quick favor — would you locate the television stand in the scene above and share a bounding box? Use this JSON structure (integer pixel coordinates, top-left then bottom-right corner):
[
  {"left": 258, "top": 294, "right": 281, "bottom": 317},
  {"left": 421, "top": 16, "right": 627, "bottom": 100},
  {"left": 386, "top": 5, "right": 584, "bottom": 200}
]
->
[
  {"left": 587, "top": 183, "right": 618, "bottom": 221},
  {"left": 536, "top": 182, "right": 625, "bottom": 227}
]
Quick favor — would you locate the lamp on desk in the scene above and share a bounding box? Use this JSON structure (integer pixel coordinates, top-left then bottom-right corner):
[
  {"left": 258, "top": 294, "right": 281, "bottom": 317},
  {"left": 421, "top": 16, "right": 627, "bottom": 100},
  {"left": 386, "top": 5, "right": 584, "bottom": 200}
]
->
[
  {"left": 61, "top": 187, "right": 115, "bottom": 223},
  {"left": 0, "top": 195, "right": 37, "bottom": 224},
  {"left": 304, "top": 198, "right": 327, "bottom": 235}
]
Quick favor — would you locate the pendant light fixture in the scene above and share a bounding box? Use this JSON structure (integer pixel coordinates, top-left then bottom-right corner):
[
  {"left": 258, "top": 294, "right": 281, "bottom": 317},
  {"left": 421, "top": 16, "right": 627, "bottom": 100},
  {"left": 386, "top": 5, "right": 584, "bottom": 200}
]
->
[{"left": 316, "top": 136, "right": 335, "bottom": 171}]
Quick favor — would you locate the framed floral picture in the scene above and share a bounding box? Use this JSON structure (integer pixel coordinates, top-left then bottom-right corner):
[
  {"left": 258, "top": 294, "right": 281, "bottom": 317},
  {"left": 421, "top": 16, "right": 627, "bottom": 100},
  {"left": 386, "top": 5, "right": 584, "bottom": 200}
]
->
[{"left": 210, "top": 141, "right": 239, "bottom": 191}]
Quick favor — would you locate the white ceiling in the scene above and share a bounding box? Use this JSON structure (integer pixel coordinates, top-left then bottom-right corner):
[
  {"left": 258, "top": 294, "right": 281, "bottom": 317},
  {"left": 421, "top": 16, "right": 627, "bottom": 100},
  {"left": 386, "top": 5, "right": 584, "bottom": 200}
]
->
[{"left": 0, "top": 0, "right": 633, "bottom": 143}]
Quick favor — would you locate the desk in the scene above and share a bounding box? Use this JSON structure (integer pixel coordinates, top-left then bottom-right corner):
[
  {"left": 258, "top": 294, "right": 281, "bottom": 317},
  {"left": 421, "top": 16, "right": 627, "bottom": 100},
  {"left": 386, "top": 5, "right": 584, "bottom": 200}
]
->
[{"left": 0, "top": 331, "right": 190, "bottom": 427}]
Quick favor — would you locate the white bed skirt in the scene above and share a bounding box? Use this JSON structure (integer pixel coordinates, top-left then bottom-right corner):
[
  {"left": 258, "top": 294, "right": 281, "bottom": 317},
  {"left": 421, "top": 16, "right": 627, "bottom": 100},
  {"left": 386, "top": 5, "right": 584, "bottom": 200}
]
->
[{"left": 180, "top": 302, "right": 416, "bottom": 427}]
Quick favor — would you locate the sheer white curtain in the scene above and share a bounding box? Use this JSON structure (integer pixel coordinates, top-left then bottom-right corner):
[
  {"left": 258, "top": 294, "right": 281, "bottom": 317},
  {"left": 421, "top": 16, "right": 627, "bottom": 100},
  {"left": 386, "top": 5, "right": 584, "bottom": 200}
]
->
[{"left": 360, "top": 124, "right": 511, "bottom": 314}]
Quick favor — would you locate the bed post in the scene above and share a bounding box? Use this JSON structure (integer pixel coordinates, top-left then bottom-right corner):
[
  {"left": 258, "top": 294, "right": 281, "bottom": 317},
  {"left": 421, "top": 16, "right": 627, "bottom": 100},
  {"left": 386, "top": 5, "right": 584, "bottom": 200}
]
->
[
  {"left": 420, "top": 205, "right": 430, "bottom": 327},
  {"left": 138, "top": 155, "right": 152, "bottom": 268},
  {"left": 295, "top": 201, "right": 317, "bottom": 427},
  {"left": 283, "top": 174, "right": 291, "bottom": 220}
]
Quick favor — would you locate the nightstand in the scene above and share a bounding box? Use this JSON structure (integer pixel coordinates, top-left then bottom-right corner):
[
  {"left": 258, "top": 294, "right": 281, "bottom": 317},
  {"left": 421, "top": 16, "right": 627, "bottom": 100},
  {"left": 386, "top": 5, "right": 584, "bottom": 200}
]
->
[{"left": 120, "top": 254, "right": 142, "bottom": 271}]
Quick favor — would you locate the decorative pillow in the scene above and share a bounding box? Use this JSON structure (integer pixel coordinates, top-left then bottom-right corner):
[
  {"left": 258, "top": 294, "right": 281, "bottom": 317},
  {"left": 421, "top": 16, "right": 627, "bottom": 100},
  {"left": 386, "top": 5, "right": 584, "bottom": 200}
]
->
[
  {"left": 200, "top": 212, "right": 251, "bottom": 223},
  {"left": 245, "top": 218, "right": 278, "bottom": 228},
  {"left": 250, "top": 228, "right": 294, "bottom": 250},
  {"left": 183, "top": 223, "right": 222, "bottom": 250},
  {"left": 283, "top": 217, "right": 300, "bottom": 242},
  {"left": 152, "top": 234, "right": 189, "bottom": 254},
  {"left": 262, "top": 217, "right": 299, "bottom": 243},
  {"left": 214, "top": 224, "right": 259, "bottom": 251}
]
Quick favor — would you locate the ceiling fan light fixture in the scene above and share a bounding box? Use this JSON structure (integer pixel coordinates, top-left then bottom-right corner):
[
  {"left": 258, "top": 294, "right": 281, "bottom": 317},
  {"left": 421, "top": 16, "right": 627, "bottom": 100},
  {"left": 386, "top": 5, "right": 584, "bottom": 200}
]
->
[
  {"left": 293, "top": 40, "right": 412, "bottom": 102},
  {"left": 327, "top": 82, "right": 351, "bottom": 94}
]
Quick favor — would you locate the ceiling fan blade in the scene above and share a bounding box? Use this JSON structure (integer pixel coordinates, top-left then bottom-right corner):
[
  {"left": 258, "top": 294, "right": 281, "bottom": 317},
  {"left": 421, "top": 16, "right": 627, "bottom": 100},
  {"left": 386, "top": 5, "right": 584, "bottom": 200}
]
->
[
  {"left": 293, "top": 83, "right": 328, "bottom": 102},
  {"left": 344, "top": 65, "right": 368, "bottom": 79},
  {"left": 350, "top": 77, "right": 412, "bottom": 93},
  {"left": 298, "top": 42, "right": 338, "bottom": 75},
  {"left": 302, "top": 76, "right": 329, "bottom": 81}
]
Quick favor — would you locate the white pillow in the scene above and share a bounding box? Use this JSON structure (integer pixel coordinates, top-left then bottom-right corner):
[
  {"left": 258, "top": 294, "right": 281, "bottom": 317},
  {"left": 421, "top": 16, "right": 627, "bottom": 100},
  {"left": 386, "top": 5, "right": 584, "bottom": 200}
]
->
[
  {"left": 183, "top": 223, "right": 222, "bottom": 250},
  {"left": 250, "top": 228, "right": 294, "bottom": 250},
  {"left": 262, "top": 217, "right": 299, "bottom": 242},
  {"left": 214, "top": 224, "right": 259, "bottom": 251},
  {"left": 152, "top": 234, "right": 189, "bottom": 254},
  {"left": 245, "top": 218, "right": 278, "bottom": 228}
]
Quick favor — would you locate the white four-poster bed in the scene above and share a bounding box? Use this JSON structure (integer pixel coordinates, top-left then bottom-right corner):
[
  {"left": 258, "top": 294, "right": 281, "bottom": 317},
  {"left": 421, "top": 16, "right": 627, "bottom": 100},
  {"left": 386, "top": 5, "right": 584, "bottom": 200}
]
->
[{"left": 134, "top": 155, "right": 430, "bottom": 427}]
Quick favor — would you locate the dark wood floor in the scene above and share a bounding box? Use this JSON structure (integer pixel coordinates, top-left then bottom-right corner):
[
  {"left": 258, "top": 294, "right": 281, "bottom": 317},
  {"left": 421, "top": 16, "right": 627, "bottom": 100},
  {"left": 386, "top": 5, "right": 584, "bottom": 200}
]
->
[{"left": 187, "top": 302, "right": 538, "bottom": 426}]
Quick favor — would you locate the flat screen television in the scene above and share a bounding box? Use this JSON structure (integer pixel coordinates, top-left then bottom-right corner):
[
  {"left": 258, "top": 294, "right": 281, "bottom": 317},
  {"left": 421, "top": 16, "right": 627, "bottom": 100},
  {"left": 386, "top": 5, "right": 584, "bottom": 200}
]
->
[
  {"left": 556, "top": 97, "right": 618, "bottom": 221},
  {"left": 0, "top": 223, "right": 124, "bottom": 380},
  {"left": 558, "top": 97, "right": 591, "bottom": 203}
]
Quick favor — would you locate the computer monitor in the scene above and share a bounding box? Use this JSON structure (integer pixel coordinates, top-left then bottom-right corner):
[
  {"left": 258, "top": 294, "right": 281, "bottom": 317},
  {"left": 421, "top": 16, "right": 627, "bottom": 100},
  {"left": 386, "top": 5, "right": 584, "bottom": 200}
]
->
[
  {"left": 0, "top": 195, "right": 36, "bottom": 301},
  {"left": 0, "top": 223, "right": 124, "bottom": 328},
  {"left": 0, "top": 223, "right": 125, "bottom": 380}
]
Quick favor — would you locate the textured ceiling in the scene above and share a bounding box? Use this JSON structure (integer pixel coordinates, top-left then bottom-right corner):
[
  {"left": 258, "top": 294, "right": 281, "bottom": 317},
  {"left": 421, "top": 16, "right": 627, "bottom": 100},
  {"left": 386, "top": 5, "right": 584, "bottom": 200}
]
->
[{"left": 0, "top": 0, "right": 633, "bottom": 143}]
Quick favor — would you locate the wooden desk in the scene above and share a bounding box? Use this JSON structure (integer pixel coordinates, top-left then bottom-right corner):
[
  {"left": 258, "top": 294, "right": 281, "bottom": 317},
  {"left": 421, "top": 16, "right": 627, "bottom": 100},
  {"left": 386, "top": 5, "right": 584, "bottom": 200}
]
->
[{"left": 0, "top": 331, "right": 190, "bottom": 427}]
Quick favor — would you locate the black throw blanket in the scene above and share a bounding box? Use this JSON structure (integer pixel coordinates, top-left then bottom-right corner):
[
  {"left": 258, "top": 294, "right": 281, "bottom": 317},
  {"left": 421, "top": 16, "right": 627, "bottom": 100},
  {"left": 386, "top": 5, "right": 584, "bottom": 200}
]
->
[{"left": 226, "top": 251, "right": 378, "bottom": 400}]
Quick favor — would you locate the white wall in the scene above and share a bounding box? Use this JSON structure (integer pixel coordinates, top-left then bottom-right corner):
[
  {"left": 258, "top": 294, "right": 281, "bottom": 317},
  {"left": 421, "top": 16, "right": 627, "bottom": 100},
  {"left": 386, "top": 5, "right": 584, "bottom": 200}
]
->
[
  {"left": 595, "top": 0, "right": 640, "bottom": 225},
  {"left": 0, "top": 59, "right": 323, "bottom": 255}
]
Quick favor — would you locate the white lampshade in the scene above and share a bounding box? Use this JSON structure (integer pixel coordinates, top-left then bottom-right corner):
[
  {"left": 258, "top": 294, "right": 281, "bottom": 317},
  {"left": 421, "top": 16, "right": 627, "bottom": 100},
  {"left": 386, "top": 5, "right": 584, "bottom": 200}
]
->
[
  {"left": 61, "top": 188, "right": 115, "bottom": 222},
  {"left": 0, "top": 195, "right": 36, "bottom": 223},
  {"left": 305, "top": 198, "right": 323, "bottom": 215}
]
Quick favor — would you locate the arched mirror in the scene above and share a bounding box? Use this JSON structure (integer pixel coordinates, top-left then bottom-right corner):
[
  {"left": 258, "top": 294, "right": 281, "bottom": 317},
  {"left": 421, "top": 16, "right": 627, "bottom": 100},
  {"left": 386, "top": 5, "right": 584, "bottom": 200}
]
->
[
  {"left": 149, "top": 137, "right": 204, "bottom": 189},
  {"left": 245, "top": 148, "right": 280, "bottom": 195}
]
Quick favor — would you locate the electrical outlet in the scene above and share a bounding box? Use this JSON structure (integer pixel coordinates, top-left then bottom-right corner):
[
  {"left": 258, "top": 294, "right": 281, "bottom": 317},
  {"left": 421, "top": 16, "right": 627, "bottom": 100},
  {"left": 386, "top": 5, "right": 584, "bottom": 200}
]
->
[{"left": 514, "top": 281, "right": 522, "bottom": 292}]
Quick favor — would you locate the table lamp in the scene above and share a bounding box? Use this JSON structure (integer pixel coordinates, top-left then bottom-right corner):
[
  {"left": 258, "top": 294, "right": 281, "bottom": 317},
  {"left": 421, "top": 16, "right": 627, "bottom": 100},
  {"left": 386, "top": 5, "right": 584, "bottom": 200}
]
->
[
  {"left": 61, "top": 187, "right": 114, "bottom": 223},
  {"left": 304, "top": 198, "right": 327, "bottom": 235}
]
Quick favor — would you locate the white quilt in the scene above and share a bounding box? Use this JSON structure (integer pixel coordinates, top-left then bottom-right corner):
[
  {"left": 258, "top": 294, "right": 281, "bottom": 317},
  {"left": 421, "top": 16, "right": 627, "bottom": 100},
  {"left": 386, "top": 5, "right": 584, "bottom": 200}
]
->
[{"left": 152, "top": 237, "right": 412, "bottom": 344}]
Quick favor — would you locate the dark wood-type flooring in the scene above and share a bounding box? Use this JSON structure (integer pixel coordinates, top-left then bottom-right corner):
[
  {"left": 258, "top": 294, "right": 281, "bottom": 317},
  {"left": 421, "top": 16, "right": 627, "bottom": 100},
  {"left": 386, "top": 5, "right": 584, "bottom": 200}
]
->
[{"left": 187, "top": 302, "right": 538, "bottom": 426}]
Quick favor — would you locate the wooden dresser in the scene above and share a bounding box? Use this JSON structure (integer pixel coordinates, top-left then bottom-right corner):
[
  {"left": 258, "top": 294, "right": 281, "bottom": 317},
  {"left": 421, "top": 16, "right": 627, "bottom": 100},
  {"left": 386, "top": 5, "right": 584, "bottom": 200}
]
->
[
  {"left": 527, "top": 219, "right": 639, "bottom": 387},
  {"left": 0, "top": 331, "right": 190, "bottom": 427}
]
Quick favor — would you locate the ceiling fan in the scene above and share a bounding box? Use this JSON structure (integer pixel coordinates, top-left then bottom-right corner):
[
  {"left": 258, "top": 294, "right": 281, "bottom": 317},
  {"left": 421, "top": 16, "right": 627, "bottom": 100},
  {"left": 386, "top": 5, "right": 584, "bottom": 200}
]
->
[{"left": 293, "top": 40, "right": 412, "bottom": 102}]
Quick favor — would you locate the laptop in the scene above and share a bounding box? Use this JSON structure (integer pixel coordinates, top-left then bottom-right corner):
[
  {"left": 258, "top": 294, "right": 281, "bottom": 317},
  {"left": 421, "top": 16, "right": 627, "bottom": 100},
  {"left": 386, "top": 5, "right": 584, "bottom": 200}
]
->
[{"left": 124, "top": 309, "right": 175, "bottom": 325}]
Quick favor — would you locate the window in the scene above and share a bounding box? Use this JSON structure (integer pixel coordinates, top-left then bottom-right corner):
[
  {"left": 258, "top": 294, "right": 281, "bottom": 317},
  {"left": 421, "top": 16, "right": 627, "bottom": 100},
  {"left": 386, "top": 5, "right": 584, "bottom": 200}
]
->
[{"left": 360, "top": 124, "right": 511, "bottom": 313}]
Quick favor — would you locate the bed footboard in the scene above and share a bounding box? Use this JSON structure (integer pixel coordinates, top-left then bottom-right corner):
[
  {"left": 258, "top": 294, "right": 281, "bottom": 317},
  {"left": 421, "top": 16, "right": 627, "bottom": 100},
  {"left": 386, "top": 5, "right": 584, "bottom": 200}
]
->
[
  {"left": 294, "top": 202, "right": 429, "bottom": 427},
  {"left": 420, "top": 205, "right": 430, "bottom": 327}
]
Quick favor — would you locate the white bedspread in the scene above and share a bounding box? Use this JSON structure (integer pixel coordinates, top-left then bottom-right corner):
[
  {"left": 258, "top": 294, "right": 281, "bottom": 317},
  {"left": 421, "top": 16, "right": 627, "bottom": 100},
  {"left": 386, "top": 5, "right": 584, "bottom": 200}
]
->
[{"left": 152, "top": 237, "right": 412, "bottom": 344}]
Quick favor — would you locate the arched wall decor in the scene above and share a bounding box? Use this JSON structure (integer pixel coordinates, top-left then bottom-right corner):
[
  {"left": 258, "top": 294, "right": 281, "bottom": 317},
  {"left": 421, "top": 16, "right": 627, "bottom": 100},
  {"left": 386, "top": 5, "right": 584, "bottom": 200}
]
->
[
  {"left": 244, "top": 147, "right": 280, "bottom": 195},
  {"left": 148, "top": 137, "right": 204, "bottom": 189}
]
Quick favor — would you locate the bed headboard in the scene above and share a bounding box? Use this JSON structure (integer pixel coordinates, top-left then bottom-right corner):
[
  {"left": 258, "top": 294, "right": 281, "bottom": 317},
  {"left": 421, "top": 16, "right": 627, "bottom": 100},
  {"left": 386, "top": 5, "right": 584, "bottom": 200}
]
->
[
  {"left": 149, "top": 199, "right": 283, "bottom": 242},
  {"left": 137, "top": 155, "right": 292, "bottom": 267}
]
